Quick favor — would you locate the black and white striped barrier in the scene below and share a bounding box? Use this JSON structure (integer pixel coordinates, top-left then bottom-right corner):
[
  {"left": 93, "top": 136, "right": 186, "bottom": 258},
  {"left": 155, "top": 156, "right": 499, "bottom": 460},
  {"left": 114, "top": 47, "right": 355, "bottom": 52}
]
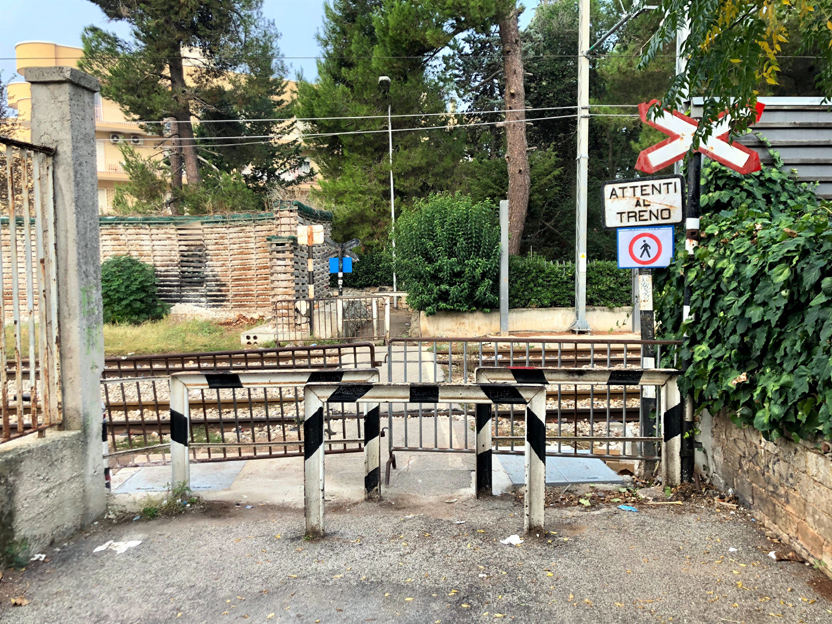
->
[
  {"left": 303, "top": 382, "right": 547, "bottom": 537},
  {"left": 474, "top": 367, "right": 683, "bottom": 487},
  {"left": 661, "top": 375, "right": 683, "bottom": 486},
  {"left": 102, "top": 402, "right": 111, "bottom": 490},
  {"left": 168, "top": 369, "right": 380, "bottom": 492},
  {"left": 473, "top": 367, "right": 678, "bottom": 386}
]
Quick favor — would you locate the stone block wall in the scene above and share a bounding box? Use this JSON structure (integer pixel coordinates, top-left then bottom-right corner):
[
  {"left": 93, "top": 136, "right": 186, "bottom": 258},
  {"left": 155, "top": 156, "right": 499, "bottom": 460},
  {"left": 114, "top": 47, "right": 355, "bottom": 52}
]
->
[{"left": 700, "top": 410, "right": 832, "bottom": 573}]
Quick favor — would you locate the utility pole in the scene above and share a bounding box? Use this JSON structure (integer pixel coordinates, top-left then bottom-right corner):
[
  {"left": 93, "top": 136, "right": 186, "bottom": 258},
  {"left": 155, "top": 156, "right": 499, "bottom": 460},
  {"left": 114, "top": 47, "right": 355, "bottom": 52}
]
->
[
  {"left": 572, "top": 0, "right": 591, "bottom": 333},
  {"left": 378, "top": 76, "right": 397, "bottom": 298}
]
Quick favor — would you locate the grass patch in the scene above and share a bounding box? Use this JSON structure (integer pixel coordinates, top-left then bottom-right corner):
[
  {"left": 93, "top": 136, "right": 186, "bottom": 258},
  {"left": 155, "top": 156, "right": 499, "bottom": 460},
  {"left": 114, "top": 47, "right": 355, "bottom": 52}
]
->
[
  {"left": 5, "top": 317, "right": 263, "bottom": 358},
  {"left": 139, "top": 483, "right": 202, "bottom": 520},
  {"left": 103, "top": 317, "right": 260, "bottom": 356}
]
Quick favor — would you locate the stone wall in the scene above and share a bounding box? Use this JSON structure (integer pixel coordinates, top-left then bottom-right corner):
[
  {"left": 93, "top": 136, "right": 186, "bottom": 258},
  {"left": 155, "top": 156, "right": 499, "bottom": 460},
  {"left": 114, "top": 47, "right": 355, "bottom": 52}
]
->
[
  {"left": 699, "top": 410, "right": 832, "bottom": 572},
  {"left": 0, "top": 432, "right": 100, "bottom": 554}
]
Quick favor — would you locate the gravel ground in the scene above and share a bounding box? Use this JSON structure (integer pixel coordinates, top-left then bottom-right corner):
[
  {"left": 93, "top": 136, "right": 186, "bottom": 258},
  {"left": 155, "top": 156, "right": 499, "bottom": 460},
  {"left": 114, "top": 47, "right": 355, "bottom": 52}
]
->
[{"left": 2, "top": 494, "right": 831, "bottom": 624}]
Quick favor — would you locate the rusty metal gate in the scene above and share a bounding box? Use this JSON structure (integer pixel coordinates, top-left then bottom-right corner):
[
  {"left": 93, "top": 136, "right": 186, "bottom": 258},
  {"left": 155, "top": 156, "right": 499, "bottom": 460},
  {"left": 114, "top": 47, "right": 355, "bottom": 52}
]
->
[
  {"left": 101, "top": 342, "right": 379, "bottom": 467},
  {"left": 383, "top": 337, "right": 681, "bottom": 475},
  {"left": 0, "top": 138, "right": 61, "bottom": 444}
]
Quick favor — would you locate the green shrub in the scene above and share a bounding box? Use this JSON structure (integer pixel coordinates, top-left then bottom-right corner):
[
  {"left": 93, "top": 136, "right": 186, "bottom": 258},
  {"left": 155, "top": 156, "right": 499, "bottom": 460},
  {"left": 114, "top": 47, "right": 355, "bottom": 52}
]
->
[
  {"left": 329, "top": 248, "right": 394, "bottom": 289},
  {"left": 655, "top": 153, "right": 832, "bottom": 441},
  {"left": 509, "top": 254, "right": 631, "bottom": 308},
  {"left": 101, "top": 256, "right": 171, "bottom": 324},
  {"left": 397, "top": 194, "right": 500, "bottom": 315}
]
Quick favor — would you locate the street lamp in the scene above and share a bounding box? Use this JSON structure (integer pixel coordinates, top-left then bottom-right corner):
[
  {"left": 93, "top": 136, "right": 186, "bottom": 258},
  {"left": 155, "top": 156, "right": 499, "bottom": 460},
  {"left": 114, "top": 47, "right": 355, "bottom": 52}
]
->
[{"left": 378, "top": 75, "right": 397, "bottom": 296}]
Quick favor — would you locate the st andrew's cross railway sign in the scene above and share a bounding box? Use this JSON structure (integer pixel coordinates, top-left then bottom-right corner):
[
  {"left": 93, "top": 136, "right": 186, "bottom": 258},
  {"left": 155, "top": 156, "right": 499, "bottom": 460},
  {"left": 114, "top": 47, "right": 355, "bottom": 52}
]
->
[
  {"left": 635, "top": 99, "right": 766, "bottom": 175},
  {"left": 603, "top": 175, "right": 684, "bottom": 228}
]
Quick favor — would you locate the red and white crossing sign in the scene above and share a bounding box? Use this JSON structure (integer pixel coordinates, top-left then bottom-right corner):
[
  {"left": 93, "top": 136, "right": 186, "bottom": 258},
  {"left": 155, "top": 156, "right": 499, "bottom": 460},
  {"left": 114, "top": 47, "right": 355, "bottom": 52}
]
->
[
  {"left": 635, "top": 99, "right": 766, "bottom": 175},
  {"left": 617, "top": 226, "right": 674, "bottom": 269}
]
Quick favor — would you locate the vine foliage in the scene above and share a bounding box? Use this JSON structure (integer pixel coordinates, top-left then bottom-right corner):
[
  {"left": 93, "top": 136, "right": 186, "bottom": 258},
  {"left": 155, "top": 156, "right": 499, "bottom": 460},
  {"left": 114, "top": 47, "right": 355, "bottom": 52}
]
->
[{"left": 655, "top": 153, "right": 832, "bottom": 441}]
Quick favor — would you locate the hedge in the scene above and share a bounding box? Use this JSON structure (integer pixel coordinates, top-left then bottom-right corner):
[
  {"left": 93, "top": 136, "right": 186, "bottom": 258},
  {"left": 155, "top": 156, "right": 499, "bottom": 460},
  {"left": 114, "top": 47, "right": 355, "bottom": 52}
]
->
[
  {"left": 508, "top": 254, "right": 631, "bottom": 308},
  {"left": 396, "top": 194, "right": 500, "bottom": 315}
]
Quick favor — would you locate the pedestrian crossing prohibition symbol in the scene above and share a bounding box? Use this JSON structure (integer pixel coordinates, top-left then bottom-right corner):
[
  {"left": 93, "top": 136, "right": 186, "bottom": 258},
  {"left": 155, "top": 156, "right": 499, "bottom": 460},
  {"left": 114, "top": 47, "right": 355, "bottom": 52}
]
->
[{"left": 616, "top": 226, "right": 674, "bottom": 269}]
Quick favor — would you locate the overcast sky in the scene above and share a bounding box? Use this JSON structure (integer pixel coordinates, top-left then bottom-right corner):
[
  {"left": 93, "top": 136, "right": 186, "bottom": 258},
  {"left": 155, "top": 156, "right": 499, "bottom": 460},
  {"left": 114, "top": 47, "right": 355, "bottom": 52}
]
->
[{"left": 1, "top": 1, "right": 541, "bottom": 84}]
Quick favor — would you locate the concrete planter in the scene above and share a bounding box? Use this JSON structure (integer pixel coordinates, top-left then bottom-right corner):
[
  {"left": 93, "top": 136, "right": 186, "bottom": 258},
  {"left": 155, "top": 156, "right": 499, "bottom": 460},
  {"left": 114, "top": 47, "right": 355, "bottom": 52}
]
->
[{"left": 419, "top": 306, "right": 633, "bottom": 337}]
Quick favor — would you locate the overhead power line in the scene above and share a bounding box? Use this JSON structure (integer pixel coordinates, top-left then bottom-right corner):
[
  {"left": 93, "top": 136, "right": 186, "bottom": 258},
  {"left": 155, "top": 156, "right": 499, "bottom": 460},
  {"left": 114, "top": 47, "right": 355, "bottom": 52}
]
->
[{"left": 102, "top": 113, "right": 580, "bottom": 147}]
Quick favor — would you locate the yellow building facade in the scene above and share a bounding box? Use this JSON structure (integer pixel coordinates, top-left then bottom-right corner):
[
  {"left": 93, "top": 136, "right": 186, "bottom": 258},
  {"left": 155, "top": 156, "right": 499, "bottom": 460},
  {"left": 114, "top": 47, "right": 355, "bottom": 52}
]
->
[{"left": 9, "top": 42, "right": 160, "bottom": 214}]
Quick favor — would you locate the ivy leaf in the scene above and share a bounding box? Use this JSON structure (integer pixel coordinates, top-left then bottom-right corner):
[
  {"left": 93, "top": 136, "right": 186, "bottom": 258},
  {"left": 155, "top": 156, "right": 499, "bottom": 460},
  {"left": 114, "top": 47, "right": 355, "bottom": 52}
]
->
[{"left": 771, "top": 264, "right": 791, "bottom": 284}]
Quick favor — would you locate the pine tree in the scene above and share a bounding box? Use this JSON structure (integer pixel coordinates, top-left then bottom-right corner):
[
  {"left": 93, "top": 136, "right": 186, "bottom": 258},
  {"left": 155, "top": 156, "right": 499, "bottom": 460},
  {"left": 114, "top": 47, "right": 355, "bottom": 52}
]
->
[
  {"left": 79, "top": 0, "right": 309, "bottom": 213},
  {"left": 379, "top": 0, "right": 531, "bottom": 254},
  {"left": 295, "top": 0, "right": 464, "bottom": 247}
]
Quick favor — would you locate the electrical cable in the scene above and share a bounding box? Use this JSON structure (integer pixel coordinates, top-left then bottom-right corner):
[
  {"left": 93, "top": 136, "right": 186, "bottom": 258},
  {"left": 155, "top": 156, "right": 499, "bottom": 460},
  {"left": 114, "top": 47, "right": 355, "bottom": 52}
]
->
[
  {"left": 95, "top": 112, "right": 581, "bottom": 143},
  {"left": 107, "top": 113, "right": 581, "bottom": 147}
]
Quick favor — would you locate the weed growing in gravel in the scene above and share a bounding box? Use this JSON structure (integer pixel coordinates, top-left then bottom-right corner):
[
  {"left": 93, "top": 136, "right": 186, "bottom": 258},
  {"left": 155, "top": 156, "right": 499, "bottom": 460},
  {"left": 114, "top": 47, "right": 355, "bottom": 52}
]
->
[{"left": 139, "top": 483, "right": 202, "bottom": 520}]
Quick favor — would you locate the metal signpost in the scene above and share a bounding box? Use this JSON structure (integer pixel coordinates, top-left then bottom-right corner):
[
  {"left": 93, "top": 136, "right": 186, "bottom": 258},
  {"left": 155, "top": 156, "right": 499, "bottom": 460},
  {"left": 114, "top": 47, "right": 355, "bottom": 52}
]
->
[
  {"left": 602, "top": 173, "right": 683, "bottom": 476},
  {"left": 326, "top": 237, "right": 360, "bottom": 296},
  {"left": 626, "top": 99, "right": 766, "bottom": 481}
]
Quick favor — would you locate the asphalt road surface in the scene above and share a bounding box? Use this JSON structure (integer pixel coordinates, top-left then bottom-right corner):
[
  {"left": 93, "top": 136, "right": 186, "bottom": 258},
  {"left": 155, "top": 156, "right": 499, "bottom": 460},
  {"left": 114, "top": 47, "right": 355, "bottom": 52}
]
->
[{"left": 2, "top": 494, "right": 831, "bottom": 624}]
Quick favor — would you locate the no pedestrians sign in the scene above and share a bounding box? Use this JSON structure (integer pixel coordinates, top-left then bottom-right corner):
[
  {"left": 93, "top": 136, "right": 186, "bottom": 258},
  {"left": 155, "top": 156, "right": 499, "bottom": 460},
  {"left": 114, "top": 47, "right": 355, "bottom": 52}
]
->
[
  {"left": 603, "top": 175, "right": 684, "bottom": 228},
  {"left": 616, "top": 226, "right": 674, "bottom": 269}
]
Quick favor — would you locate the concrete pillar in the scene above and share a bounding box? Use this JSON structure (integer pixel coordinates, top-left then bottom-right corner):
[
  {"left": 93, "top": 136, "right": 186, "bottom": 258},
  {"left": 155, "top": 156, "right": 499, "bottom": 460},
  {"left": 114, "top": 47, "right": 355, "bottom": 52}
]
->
[{"left": 27, "top": 67, "right": 106, "bottom": 523}]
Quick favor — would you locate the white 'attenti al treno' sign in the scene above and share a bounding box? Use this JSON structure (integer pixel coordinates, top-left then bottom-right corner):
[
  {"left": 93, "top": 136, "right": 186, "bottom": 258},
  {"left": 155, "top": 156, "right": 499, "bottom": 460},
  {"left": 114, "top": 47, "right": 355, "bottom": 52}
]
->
[{"left": 603, "top": 175, "right": 685, "bottom": 228}]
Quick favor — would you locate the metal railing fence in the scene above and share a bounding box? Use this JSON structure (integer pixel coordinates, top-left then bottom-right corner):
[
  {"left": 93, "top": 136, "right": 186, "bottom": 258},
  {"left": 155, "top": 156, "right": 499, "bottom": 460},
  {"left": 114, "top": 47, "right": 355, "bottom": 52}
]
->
[
  {"left": 101, "top": 343, "right": 378, "bottom": 467},
  {"left": 384, "top": 337, "right": 682, "bottom": 466},
  {"left": 1, "top": 138, "right": 61, "bottom": 443}
]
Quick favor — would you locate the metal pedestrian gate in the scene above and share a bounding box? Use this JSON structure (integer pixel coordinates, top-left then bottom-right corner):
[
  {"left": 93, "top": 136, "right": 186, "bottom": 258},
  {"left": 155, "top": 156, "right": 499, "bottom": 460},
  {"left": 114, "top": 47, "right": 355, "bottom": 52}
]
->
[
  {"left": 303, "top": 382, "right": 547, "bottom": 537},
  {"left": 101, "top": 343, "right": 379, "bottom": 467},
  {"left": 383, "top": 338, "right": 682, "bottom": 476},
  {"left": 473, "top": 367, "right": 683, "bottom": 486},
  {"left": 165, "top": 365, "right": 683, "bottom": 538}
]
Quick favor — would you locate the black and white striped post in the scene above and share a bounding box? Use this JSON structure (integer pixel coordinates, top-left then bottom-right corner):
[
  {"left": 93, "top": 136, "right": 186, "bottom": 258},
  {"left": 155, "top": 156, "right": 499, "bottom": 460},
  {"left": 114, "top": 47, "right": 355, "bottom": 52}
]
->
[
  {"left": 364, "top": 403, "right": 382, "bottom": 500},
  {"left": 661, "top": 373, "right": 683, "bottom": 486},
  {"left": 167, "top": 369, "right": 379, "bottom": 500},
  {"left": 304, "top": 382, "right": 546, "bottom": 535},
  {"left": 303, "top": 386, "right": 327, "bottom": 537},
  {"left": 102, "top": 402, "right": 111, "bottom": 490},
  {"left": 525, "top": 389, "right": 547, "bottom": 532},
  {"left": 170, "top": 375, "right": 190, "bottom": 489},
  {"left": 475, "top": 404, "right": 492, "bottom": 498}
]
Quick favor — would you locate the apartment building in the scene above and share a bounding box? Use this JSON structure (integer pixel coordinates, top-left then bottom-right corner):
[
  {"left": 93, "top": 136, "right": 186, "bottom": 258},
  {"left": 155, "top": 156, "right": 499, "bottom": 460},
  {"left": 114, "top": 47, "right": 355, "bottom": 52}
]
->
[{"left": 8, "top": 42, "right": 160, "bottom": 213}]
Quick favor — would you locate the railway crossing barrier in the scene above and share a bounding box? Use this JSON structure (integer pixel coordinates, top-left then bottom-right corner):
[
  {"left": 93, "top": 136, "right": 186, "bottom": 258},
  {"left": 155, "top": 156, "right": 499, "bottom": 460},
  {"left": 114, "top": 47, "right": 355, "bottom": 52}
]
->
[
  {"left": 168, "top": 369, "right": 379, "bottom": 491},
  {"left": 473, "top": 367, "right": 683, "bottom": 487},
  {"left": 303, "top": 382, "right": 547, "bottom": 538}
]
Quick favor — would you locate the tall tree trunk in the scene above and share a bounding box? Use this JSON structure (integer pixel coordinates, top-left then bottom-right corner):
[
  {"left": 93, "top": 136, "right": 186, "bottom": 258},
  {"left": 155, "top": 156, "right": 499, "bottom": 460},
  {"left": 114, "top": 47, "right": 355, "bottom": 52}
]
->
[
  {"left": 164, "top": 116, "right": 183, "bottom": 215},
  {"left": 169, "top": 52, "right": 202, "bottom": 186},
  {"left": 499, "top": 7, "right": 530, "bottom": 256}
]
